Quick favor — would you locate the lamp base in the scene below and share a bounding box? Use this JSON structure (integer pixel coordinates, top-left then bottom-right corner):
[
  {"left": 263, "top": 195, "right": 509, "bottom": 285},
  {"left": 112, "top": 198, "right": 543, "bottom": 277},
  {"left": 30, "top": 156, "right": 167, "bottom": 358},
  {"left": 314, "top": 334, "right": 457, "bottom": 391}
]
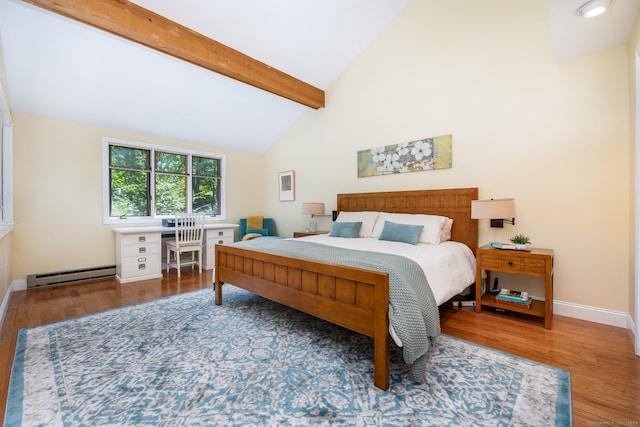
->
[{"left": 308, "top": 222, "right": 317, "bottom": 233}]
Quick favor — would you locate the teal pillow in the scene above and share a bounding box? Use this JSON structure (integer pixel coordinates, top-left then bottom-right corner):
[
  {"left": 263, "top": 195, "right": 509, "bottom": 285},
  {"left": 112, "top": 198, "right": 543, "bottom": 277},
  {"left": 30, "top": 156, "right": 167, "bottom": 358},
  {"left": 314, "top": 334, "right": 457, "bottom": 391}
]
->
[
  {"left": 329, "top": 221, "right": 362, "bottom": 238},
  {"left": 378, "top": 221, "right": 424, "bottom": 245}
]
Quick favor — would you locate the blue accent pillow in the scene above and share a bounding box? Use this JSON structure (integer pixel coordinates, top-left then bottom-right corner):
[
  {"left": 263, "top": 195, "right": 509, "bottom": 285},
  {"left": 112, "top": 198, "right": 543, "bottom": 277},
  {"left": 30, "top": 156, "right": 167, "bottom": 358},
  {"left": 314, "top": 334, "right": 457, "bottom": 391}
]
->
[
  {"left": 329, "top": 222, "right": 362, "bottom": 238},
  {"left": 378, "top": 221, "right": 424, "bottom": 245},
  {"left": 246, "top": 228, "right": 268, "bottom": 236}
]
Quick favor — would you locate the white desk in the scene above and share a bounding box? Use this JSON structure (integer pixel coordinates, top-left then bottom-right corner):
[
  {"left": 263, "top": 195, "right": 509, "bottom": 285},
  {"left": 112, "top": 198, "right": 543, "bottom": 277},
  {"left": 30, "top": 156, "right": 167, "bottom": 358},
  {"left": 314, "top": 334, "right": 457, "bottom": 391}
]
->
[{"left": 113, "top": 223, "right": 238, "bottom": 283}]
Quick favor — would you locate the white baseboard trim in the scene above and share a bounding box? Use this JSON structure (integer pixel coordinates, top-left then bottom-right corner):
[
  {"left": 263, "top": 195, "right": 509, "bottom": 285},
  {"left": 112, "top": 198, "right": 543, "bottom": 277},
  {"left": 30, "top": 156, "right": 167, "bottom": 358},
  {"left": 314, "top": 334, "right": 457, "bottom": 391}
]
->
[
  {"left": 0, "top": 284, "right": 10, "bottom": 327},
  {"left": 12, "top": 278, "right": 26, "bottom": 292},
  {"left": 0, "top": 279, "right": 26, "bottom": 327},
  {"left": 554, "top": 299, "right": 628, "bottom": 329},
  {"left": 626, "top": 314, "right": 637, "bottom": 354}
]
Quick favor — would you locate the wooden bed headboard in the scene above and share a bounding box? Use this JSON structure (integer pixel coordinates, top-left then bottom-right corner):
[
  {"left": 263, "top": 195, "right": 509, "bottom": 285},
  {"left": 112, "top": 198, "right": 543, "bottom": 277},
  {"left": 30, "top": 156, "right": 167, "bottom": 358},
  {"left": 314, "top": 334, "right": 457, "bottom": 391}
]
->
[{"left": 336, "top": 187, "right": 478, "bottom": 253}]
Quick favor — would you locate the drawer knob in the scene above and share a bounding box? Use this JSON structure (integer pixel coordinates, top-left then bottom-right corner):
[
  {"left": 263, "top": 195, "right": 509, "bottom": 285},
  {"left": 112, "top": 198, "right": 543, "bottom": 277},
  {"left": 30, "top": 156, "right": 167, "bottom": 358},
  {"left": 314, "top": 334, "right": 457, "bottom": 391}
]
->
[
  {"left": 138, "top": 257, "right": 146, "bottom": 262},
  {"left": 508, "top": 261, "right": 513, "bottom": 265},
  {"left": 138, "top": 263, "right": 146, "bottom": 270},
  {"left": 218, "top": 231, "right": 224, "bottom": 236},
  {"left": 139, "top": 247, "right": 146, "bottom": 253},
  {"left": 138, "top": 236, "right": 146, "bottom": 242},
  {"left": 218, "top": 240, "right": 224, "bottom": 244}
]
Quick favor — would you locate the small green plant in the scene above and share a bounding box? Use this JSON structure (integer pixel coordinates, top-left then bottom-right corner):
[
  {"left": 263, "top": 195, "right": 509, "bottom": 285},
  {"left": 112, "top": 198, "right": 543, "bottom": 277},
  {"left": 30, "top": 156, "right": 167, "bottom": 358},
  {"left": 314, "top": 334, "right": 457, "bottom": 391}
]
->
[{"left": 509, "top": 234, "right": 531, "bottom": 245}]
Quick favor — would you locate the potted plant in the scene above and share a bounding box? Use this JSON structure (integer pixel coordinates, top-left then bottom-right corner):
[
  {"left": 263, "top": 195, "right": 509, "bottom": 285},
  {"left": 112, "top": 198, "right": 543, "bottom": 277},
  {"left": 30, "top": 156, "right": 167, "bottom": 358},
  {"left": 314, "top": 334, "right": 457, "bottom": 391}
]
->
[{"left": 509, "top": 234, "right": 531, "bottom": 250}]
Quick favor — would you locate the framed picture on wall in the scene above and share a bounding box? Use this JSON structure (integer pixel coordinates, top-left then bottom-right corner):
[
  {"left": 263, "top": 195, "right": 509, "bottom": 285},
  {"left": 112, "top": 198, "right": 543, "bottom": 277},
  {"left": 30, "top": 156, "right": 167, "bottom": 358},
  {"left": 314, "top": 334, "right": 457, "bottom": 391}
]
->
[{"left": 278, "top": 170, "right": 295, "bottom": 201}]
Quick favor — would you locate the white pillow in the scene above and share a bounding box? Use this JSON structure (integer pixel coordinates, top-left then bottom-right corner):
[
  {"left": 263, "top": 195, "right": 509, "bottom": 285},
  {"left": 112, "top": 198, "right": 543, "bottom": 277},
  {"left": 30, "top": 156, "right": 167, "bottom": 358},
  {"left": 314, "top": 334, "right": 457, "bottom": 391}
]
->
[
  {"left": 371, "top": 213, "right": 449, "bottom": 244},
  {"left": 440, "top": 218, "right": 454, "bottom": 243},
  {"left": 335, "top": 211, "right": 380, "bottom": 237}
]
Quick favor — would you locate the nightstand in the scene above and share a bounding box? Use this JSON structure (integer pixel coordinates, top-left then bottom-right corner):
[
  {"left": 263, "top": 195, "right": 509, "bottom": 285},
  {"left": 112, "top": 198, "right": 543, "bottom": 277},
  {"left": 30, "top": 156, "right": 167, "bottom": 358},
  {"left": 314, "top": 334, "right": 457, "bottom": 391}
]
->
[
  {"left": 475, "top": 245, "right": 554, "bottom": 328},
  {"left": 293, "top": 230, "right": 330, "bottom": 238}
]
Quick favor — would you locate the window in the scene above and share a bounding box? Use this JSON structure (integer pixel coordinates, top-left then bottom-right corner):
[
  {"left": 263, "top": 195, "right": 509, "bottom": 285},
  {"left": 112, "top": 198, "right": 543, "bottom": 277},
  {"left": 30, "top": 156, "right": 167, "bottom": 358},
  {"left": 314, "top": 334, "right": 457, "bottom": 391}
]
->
[
  {"left": 192, "top": 155, "right": 220, "bottom": 215},
  {"left": 154, "top": 151, "right": 186, "bottom": 216},
  {"left": 104, "top": 138, "right": 224, "bottom": 224},
  {"left": 109, "top": 145, "right": 151, "bottom": 217}
]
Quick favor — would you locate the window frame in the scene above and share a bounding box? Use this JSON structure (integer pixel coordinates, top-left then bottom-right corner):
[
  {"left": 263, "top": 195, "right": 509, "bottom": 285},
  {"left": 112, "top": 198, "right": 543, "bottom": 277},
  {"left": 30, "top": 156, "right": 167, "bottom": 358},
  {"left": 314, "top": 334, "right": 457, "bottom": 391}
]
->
[
  {"left": 0, "top": 82, "right": 13, "bottom": 237},
  {"left": 102, "top": 137, "right": 226, "bottom": 225}
]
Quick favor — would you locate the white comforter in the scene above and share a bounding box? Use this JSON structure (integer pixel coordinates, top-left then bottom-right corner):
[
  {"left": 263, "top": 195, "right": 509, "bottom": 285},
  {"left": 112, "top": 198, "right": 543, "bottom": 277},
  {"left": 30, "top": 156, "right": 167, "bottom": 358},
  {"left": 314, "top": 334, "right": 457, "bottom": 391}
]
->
[
  {"left": 294, "top": 234, "right": 477, "bottom": 346},
  {"left": 295, "top": 234, "right": 476, "bottom": 305}
]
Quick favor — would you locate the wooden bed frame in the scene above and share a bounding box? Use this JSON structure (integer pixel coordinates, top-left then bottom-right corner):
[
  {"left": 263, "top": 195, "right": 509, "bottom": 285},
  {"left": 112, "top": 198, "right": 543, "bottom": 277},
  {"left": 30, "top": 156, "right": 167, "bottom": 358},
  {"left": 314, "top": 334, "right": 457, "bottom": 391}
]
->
[{"left": 214, "top": 187, "right": 478, "bottom": 390}]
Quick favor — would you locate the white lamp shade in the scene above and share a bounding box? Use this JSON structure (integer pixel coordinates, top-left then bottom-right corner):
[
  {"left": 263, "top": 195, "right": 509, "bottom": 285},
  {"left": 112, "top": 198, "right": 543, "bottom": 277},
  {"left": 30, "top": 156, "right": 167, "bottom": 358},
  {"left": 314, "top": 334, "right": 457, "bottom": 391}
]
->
[
  {"left": 471, "top": 199, "right": 516, "bottom": 220},
  {"left": 301, "top": 202, "right": 325, "bottom": 215}
]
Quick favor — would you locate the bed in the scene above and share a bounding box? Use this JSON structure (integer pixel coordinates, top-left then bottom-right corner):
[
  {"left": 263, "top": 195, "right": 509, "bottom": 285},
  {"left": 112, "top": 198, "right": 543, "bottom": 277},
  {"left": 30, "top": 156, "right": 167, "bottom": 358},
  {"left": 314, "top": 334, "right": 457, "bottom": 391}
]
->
[{"left": 214, "top": 187, "right": 478, "bottom": 390}]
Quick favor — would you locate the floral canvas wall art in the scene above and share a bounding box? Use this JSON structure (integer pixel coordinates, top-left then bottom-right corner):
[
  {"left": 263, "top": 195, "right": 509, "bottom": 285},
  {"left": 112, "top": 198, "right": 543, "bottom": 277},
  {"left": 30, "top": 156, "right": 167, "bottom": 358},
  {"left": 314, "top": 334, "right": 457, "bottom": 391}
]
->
[{"left": 357, "top": 134, "right": 452, "bottom": 177}]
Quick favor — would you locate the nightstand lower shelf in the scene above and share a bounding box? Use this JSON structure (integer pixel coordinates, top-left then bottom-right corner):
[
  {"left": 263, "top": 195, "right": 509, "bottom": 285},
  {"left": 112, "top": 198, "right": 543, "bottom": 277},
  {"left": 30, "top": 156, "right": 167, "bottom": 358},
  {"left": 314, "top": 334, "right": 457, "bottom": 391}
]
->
[{"left": 481, "top": 294, "right": 545, "bottom": 318}]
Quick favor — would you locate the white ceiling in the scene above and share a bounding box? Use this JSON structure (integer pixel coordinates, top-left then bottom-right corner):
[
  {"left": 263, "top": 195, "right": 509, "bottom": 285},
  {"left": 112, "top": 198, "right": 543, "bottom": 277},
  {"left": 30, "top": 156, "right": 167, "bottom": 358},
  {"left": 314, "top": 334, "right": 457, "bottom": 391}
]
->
[
  {"left": 0, "top": 0, "right": 409, "bottom": 153},
  {"left": 548, "top": 0, "right": 640, "bottom": 62},
  {"left": 0, "top": 0, "right": 638, "bottom": 153}
]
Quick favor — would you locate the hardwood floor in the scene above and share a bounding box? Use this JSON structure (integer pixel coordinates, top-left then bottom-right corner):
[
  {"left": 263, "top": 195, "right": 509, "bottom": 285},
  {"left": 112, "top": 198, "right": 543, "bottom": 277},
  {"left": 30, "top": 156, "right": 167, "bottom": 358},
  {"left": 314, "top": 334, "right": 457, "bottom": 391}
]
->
[{"left": 1, "top": 271, "right": 639, "bottom": 425}]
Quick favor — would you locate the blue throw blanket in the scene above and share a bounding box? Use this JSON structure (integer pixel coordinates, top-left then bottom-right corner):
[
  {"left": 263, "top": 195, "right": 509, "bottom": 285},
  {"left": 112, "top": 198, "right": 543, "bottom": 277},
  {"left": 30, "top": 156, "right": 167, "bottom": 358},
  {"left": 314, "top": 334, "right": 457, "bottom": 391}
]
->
[{"left": 231, "top": 237, "right": 440, "bottom": 381}]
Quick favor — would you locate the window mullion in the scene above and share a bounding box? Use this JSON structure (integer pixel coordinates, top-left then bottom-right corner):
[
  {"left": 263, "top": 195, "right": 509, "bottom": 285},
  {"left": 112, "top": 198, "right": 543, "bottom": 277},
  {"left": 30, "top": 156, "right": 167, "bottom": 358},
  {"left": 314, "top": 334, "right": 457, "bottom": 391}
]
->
[
  {"left": 149, "top": 149, "right": 155, "bottom": 217},
  {"left": 187, "top": 154, "right": 193, "bottom": 213}
]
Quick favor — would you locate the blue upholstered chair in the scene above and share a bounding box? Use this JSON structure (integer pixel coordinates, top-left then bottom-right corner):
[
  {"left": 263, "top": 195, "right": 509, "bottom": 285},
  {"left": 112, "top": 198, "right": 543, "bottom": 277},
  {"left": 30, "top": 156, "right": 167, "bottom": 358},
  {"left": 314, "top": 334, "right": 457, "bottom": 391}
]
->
[{"left": 239, "top": 217, "right": 276, "bottom": 240}]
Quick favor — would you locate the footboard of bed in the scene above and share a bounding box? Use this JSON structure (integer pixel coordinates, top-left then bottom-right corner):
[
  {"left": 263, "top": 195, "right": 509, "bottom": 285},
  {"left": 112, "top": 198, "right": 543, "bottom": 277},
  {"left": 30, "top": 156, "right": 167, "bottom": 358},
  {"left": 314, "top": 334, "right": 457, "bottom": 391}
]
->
[{"left": 214, "top": 243, "right": 391, "bottom": 390}]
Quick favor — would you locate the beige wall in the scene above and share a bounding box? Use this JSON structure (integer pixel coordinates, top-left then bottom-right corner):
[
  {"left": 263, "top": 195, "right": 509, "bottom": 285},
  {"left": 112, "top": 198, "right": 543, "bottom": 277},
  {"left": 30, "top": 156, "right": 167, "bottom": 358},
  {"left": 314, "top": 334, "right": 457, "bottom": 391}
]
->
[
  {"left": 10, "top": 113, "right": 265, "bottom": 281},
  {"left": 0, "top": 31, "right": 12, "bottom": 310},
  {"left": 629, "top": 13, "right": 640, "bottom": 330},
  {"left": 264, "top": 0, "right": 631, "bottom": 312}
]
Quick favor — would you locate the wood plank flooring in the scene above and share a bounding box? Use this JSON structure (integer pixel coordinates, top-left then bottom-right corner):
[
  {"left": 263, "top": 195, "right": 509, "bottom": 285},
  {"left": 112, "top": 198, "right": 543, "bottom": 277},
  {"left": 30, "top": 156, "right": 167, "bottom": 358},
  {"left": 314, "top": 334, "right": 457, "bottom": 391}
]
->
[{"left": 1, "top": 270, "right": 639, "bottom": 425}]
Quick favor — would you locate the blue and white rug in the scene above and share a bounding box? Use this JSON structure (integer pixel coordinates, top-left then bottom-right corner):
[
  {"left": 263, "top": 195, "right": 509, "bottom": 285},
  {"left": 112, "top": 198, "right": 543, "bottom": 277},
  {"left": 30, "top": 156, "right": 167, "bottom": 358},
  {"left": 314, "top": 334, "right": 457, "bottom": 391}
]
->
[{"left": 5, "top": 286, "right": 571, "bottom": 426}]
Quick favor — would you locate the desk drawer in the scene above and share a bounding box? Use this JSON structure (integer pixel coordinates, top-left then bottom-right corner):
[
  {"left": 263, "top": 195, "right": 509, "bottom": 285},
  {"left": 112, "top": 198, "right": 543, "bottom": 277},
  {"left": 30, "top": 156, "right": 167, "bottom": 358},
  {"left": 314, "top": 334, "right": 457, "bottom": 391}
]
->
[
  {"left": 207, "top": 228, "right": 234, "bottom": 245},
  {"left": 212, "top": 236, "right": 234, "bottom": 245},
  {"left": 123, "top": 242, "right": 161, "bottom": 257},
  {"left": 204, "top": 228, "right": 235, "bottom": 269},
  {"left": 208, "top": 228, "right": 233, "bottom": 239},
  {"left": 121, "top": 233, "right": 161, "bottom": 245},
  {"left": 121, "top": 255, "right": 161, "bottom": 278}
]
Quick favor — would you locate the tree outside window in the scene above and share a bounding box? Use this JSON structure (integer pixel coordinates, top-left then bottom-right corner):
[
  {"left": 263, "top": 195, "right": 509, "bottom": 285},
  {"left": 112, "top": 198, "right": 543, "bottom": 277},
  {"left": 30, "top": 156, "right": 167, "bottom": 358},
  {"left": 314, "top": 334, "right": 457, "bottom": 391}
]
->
[
  {"left": 109, "top": 145, "right": 150, "bottom": 217},
  {"left": 108, "top": 144, "right": 221, "bottom": 219},
  {"left": 155, "top": 151, "right": 187, "bottom": 216},
  {"left": 192, "top": 156, "right": 220, "bottom": 215}
]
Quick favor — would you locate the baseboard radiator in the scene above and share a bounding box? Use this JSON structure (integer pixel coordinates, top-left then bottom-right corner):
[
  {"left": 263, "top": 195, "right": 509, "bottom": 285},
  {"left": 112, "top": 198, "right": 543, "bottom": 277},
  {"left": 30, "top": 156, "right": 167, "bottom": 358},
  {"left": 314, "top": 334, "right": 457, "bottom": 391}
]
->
[{"left": 26, "top": 265, "right": 116, "bottom": 289}]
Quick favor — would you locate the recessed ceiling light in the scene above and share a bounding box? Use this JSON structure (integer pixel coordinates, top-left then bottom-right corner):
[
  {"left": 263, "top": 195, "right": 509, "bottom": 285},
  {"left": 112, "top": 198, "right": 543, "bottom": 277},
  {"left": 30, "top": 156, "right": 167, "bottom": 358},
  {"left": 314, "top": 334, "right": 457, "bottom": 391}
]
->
[{"left": 577, "top": 0, "right": 613, "bottom": 18}]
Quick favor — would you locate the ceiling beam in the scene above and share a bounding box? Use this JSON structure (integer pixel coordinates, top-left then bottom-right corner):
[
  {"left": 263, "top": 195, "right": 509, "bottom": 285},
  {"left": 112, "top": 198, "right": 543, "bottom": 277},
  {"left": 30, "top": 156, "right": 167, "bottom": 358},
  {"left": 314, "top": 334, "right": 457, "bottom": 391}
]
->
[{"left": 22, "top": 0, "right": 325, "bottom": 109}]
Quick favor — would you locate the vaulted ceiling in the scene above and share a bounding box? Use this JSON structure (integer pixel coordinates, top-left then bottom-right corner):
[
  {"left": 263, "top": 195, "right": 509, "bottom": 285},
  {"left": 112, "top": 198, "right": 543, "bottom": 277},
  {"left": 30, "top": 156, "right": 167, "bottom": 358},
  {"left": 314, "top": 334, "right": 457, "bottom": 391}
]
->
[{"left": 0, "top": 0, "right": 638, "bottom": 153}]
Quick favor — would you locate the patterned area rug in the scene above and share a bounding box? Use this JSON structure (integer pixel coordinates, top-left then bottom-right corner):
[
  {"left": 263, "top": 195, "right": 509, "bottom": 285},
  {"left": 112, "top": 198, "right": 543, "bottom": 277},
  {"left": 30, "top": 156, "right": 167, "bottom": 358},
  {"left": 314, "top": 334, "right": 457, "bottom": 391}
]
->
[{"left": 5, "top": 286, "right": 572, "bottom": 426}]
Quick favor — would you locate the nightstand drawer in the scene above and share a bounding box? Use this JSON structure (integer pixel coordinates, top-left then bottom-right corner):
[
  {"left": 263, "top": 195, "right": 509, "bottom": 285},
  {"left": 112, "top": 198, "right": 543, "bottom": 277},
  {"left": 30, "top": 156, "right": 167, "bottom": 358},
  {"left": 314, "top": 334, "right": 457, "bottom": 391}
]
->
[
  {"left": 479, "top": 253, "right": 523, "bottom": 271},
  {"left": 479, "top": 252, "right": 548, "bottom": 275},
  {"left": 522, "top": 257, "right": 548, "bottom": 275}
]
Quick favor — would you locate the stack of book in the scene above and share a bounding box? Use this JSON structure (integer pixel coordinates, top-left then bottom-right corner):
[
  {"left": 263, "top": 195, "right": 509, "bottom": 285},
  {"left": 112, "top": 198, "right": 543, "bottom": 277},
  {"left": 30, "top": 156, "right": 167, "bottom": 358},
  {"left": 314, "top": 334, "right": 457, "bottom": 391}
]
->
[{"left": 496, "top": 288, "right": 532, "bottom": 309}]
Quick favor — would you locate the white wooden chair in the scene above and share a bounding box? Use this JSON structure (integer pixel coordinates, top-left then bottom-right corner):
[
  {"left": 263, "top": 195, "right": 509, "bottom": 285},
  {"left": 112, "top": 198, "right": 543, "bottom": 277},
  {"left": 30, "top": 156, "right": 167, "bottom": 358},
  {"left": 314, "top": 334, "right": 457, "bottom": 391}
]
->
[{"left": 166, "top": 213, "right": 205, "bottom": 277}]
